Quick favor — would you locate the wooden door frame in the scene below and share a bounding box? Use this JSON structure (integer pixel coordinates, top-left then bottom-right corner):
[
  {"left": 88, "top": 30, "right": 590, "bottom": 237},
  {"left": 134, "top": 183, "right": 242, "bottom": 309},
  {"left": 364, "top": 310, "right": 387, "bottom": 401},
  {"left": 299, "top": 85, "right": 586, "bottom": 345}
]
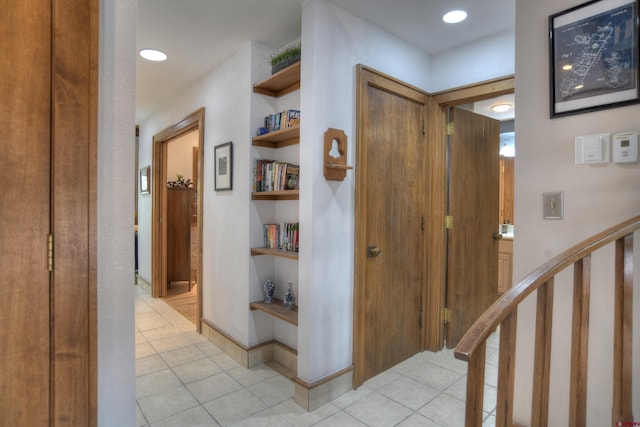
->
[
  {"left": 425, "top": 75, "right": 515, "bottom": 351},
  {"left": 152, "top": 108, "right": 205, "bottom": 332},
  {"left": 354, "top": 68, "right": 514, "bottom": 362}
]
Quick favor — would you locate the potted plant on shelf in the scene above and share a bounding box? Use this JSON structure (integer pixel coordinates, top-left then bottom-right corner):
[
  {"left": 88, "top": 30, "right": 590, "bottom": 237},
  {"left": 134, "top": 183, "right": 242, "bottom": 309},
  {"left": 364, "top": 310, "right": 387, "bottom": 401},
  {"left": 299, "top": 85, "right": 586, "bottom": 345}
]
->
[{"left": 270, "top": 40, "right": 301, "bottom": 74}]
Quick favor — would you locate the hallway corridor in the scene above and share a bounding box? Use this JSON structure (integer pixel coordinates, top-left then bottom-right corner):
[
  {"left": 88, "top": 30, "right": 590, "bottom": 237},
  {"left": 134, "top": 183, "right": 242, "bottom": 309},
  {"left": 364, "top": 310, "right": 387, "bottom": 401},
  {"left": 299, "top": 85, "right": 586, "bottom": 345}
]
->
[{"left": 135, "top": 286, "right": 499, "bottom": 426}]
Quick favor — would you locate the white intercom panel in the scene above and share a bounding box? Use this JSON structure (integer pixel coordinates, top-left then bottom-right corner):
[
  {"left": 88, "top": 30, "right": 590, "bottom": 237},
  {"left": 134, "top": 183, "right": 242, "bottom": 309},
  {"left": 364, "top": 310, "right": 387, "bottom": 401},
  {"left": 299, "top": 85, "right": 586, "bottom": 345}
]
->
[
  {"left": 613, "top": 132, "right": 638, "bottom": 163},
  {"left": 575, "top": 133, "right": 610, "bottom": 164}
]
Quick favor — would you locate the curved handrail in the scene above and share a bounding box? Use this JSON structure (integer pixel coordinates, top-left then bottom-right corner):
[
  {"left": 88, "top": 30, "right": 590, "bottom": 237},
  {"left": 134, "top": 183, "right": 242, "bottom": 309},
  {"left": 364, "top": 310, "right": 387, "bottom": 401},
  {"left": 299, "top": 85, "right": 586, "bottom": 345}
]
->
[{"left": 455, "top": 214, "right": 640, "bottom": 362}]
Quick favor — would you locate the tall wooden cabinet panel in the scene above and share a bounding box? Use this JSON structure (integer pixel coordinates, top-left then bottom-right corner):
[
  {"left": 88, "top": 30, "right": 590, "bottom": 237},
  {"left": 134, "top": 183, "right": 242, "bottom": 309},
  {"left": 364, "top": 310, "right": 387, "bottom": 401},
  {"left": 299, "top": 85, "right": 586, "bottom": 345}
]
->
[
  {"left": 498, "top": 239, "right": 513, "bottom": 294},
  {"left": 1, "top": 0, "right": 97, "bottom": 425},
  {"left": 1, "top": 2, "right": 52, "bottom": 424},
  {"left": 167, "top": 188, "right": 193, "bottom": 287}
]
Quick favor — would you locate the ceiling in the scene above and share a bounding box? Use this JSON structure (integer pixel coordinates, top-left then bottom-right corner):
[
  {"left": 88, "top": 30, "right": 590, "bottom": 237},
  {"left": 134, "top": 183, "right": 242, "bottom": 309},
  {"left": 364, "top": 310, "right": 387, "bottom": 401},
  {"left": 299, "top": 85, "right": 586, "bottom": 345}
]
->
[{"left": 136, "top": 0, "right": 515, "bottom": 123}]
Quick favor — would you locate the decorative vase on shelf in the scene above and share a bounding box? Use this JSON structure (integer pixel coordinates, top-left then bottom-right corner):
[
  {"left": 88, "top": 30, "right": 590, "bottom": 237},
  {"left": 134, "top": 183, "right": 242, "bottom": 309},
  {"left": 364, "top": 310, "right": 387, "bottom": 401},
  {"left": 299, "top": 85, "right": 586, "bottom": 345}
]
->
[
  {"left": 283, "top": 283, "right": 296, "bottom": 310},
  {"left": 263, "top": 280, "right": 276, "bottom": 304}
]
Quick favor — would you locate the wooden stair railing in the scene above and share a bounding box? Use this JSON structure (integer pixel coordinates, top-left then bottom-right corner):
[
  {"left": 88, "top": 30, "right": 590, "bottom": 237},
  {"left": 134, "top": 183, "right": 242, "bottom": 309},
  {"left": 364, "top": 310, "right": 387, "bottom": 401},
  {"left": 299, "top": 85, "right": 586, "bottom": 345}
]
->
[{"left": 454, "top": 215, "right": 639, "bottom": 427}]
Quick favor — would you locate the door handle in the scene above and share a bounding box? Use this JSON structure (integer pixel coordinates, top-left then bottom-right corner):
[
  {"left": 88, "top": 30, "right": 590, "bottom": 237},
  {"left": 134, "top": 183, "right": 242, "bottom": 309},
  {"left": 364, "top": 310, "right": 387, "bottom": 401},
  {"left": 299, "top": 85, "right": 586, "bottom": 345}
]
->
[
  {"left": 368, "top": 245, "right": 382, "bottom": 258},
  {"left": 493, "top": 232, "right": 503, "bottom": 240}
]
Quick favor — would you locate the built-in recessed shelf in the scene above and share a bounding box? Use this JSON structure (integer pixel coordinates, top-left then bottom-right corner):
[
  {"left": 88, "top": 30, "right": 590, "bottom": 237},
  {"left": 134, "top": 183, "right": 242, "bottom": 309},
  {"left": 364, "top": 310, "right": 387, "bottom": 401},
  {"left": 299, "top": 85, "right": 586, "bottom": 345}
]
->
[
  {"left": 253, "top": 125, "right": 300, "bottom": 148},
  {"left": 250, "top": 247, "right": 299, "bottom": 260},
  {"left": 251, "top": 189, "right": 299, "bottom": 201},
  {"left": 250, "top": 298, "right": 298, "bottom": 325},
  {"left": 253, "top": 62, "right": 301, "bottom": 98}
]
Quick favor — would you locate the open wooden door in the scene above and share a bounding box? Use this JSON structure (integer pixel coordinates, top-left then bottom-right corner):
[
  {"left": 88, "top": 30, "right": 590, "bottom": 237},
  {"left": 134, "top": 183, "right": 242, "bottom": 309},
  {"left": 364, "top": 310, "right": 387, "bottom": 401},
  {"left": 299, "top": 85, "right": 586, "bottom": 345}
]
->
[
  {"left": 445, "top": 107, "right": 500, "bottom": 348},
  {"left": 353, "top": 66, "right": 428, "bottom": 386}
]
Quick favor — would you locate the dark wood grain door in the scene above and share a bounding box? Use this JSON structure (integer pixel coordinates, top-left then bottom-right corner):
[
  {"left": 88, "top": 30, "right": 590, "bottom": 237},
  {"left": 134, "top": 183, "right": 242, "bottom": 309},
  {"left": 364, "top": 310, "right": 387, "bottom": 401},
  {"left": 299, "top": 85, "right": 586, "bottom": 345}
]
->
[
  {"left": 354, "top": 66, "right": 428, "bottom": 386},
  {"left": 1, "top": 0, "right": 97, "bottom": 424},
  {"left": 446, "top": 107, "right": 500, "bottom": 348},
  {"left": 0, "top": 1, "right": 52, "bottom": 424}
]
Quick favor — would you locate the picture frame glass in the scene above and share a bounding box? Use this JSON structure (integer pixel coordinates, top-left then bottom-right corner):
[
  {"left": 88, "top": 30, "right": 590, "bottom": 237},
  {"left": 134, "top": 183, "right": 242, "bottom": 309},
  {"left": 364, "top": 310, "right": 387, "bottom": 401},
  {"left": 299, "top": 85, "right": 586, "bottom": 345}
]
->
[
  {"left": 550, "top": 0, "right": 639, "bottom": 117},
  {"left": 140, "top": 166, "right": 150, "bottom": 194}
]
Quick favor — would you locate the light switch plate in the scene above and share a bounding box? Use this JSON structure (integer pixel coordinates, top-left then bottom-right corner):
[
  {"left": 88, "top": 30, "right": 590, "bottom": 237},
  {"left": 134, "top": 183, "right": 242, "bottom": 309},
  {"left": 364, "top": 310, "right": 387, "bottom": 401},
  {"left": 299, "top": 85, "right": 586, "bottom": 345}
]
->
[{"left": 543, "top": 192, "right": 564, "bottom": 220}]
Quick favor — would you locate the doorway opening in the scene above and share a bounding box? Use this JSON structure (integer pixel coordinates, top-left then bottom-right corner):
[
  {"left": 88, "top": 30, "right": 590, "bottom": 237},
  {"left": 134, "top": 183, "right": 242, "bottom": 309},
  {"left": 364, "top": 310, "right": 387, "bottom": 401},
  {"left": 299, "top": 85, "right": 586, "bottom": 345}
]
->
[
  {"left": 152, "top": 108, "right": 205, "bottom": 331},
  {"left": 162, "top": 130, "right": 200, "bottom": 324}
]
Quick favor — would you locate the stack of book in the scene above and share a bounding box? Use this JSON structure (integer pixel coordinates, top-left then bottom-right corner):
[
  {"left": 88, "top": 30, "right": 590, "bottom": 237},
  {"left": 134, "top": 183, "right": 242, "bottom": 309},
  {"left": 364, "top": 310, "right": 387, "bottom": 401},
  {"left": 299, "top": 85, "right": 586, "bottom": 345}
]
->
[
  {"left": 253, "top": 159, "right": 299, "bottom": 192},
  {"left": 263, "top": 223, "right": 299, "bottom": 252},
  {"left": 264, "top": 109, "right": 300, "bottom": 133}
]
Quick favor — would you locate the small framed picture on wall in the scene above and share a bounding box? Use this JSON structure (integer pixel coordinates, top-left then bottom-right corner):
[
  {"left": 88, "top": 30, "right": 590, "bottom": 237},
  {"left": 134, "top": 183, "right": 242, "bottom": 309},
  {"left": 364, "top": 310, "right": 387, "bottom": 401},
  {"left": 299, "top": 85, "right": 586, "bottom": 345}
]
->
[{"left": 214, "top": 141, "right": 233, "bottom": 191}]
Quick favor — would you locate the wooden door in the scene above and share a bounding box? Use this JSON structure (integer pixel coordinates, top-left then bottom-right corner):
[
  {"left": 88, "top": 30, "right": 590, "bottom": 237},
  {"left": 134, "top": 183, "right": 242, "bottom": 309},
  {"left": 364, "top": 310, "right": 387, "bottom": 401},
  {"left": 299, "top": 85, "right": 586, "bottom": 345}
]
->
[
  {"left": 354, "top": 66, "right": 428, "bottom": 386},
  {"left": 445, "top": 107, "right": 500, "bottom": 348},
  {"left": 1, "top": 2, "right": 52, "bottom": 424},
  {"left": 0, "top": 0, "right": 97, "bottom": 425}
]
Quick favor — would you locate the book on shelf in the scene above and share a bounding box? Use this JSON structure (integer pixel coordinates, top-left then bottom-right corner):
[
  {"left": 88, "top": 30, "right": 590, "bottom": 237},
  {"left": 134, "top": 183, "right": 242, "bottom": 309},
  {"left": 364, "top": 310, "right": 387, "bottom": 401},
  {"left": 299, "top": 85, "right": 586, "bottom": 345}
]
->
[
  {"left": 253, "top": 158, "right": 299, "bottom": 193},
  {"left": 263, "top": 222, "right": 299, "bottom": 252},
  {"left": 263, "top": 109, "right": 300, "bottom": 133}
]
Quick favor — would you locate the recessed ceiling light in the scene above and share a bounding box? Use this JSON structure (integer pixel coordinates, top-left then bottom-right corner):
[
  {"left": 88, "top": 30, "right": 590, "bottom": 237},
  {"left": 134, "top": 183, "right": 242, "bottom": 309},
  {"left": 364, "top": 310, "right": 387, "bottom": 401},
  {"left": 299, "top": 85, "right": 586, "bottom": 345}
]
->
[
  {"left": 491, "top": 103, "right": 512, "bottom": 113},
  {"left": 443, "top": 10, "right": 467, "bottom": 24},
  {"left": 139, "top": 48, "right": 167, "bottom": 62}
]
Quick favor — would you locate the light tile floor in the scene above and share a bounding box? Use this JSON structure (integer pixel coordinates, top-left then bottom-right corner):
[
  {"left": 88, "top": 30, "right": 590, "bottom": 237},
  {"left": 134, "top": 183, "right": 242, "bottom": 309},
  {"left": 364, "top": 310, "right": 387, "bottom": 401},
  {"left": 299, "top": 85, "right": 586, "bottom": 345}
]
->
[{"left": 136, "top": 286, "right": 499, "bottom": 426}]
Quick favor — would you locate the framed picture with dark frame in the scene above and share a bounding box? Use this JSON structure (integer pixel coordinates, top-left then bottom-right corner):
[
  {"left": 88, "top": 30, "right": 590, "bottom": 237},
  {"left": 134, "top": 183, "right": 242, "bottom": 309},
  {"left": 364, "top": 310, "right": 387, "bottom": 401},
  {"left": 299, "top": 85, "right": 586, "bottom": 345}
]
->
[
  {"left": 214, "top": 141, "right": 233, "bottom": 191},
  {"left": 139, "top": 165, "right": 150, "bottom": 195},
  {"left": 549, "top": 0, "right": 639, "bottom": 117}
]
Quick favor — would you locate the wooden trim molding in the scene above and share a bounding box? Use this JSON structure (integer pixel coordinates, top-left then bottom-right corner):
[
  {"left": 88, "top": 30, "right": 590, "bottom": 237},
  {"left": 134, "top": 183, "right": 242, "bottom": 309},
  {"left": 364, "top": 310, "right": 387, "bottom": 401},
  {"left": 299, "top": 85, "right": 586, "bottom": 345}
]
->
[
  {"left": 89, "top": 0, "right": 99, "bottom": 423},
  {"left": 431, "top": 75, "right": 515, "bottom": 107},
  {"left": 200, "top": 319, "right": 297, "bottom": 370},
  {"left": 424, "top": 103, "right": 448, "bottom": 351},
  {"left": 292, "top": 366, "right": 354, "bottom": 390},
  {"left": 293, "top": 366, "right": 354, "bottom": 411}
]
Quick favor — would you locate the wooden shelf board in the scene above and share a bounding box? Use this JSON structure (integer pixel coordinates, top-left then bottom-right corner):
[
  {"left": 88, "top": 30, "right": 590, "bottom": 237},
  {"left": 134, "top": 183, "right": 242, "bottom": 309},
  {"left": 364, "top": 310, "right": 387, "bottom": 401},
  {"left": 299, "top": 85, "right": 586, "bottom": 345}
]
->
[
  {"left": 251, "top": 247, "right": 299, "bottom": 260},
  {"left": 251, "top": 189, "right": 299, "bottom": 200},
  {"left": 253, "top": 62, "right": 301, "bottom": 98},
  {"left": 252, "top": 125, "right": 300, "bottom": 148},
  {"left": 250, "top": 298, "right": 298, "bottom": 326}
]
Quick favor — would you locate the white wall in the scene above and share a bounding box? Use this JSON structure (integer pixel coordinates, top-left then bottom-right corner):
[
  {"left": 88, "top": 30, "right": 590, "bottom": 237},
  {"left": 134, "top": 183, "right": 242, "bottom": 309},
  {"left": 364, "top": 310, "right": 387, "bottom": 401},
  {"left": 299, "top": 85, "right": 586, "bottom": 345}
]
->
[
  {"left": 297, "top": 0, "right": 433, "bottom": 383},
  {"left": 430, "top": 30, "right": 515, "bottom": 92},
  {"left": 167, "top": 130, "right": 199, "bottom": 182},
  {"left": 138, "top": 43, "right": 262, "bottom": 346},
  {"left": 98, "top": 0, "right": 137, "bottom": 425},
  {"left": 514, "top": 0, "right": 640, "bottom": 425}
]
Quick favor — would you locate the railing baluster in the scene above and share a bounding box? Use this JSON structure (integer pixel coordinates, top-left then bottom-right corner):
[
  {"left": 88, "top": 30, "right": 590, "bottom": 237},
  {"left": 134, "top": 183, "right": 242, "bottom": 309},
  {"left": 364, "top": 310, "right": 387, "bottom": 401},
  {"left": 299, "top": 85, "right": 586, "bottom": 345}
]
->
[
  {"left": 496, "top": 311, "right": 517, "bottom": 427},
  {"left": 531, "top": 278, "right": 554, "bottom": 427},
  {"left": 465, "top": 341, "right": 486, "bottom": 427},
  {"left": 612, "top": 233, "right": 634, "bottom": 423},
  {"left": 569, "top": 256, "right": 591, "bottom": 426}
]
